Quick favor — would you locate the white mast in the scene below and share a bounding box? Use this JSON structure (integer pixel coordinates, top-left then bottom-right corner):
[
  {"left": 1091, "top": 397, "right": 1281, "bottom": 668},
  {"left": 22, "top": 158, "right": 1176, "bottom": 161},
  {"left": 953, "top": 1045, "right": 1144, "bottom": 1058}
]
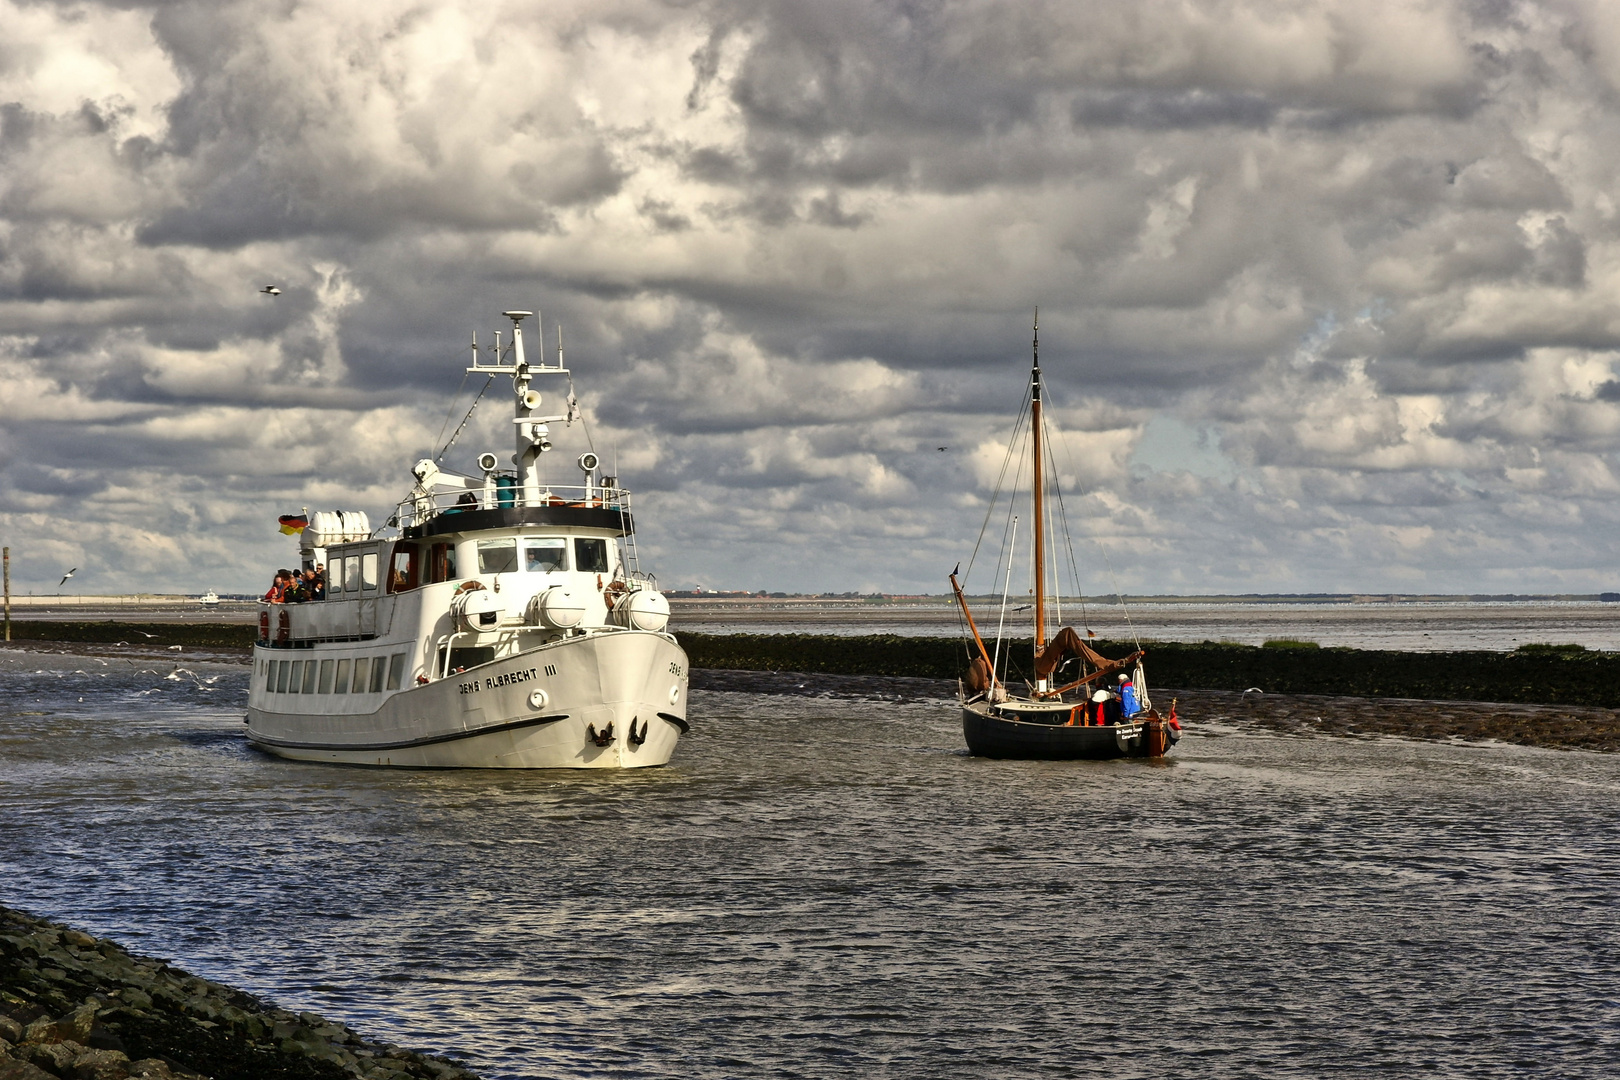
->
[{"left": 505, "top": 310, "right": 544, "bottom": 507}]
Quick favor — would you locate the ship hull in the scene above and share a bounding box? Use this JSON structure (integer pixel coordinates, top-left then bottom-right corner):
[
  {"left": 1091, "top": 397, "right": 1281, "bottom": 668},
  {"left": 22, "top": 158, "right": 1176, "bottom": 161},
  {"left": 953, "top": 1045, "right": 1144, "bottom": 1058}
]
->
[
  {"left": 246, "top": 630, "right": 689, "bottom": 769},
  {"left": 962, "top": 699, "right": 1173, "bottom": 760}
]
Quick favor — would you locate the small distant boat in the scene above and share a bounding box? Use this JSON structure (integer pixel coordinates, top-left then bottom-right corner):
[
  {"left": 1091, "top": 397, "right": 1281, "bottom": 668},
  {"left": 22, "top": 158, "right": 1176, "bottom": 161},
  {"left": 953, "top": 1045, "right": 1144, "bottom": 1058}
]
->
[
  {"left": 950, "top": 315, "right": 1181, "bottom": 760},
  {"left": 197, "top": 590, "right": 220, "bottom": 606}
]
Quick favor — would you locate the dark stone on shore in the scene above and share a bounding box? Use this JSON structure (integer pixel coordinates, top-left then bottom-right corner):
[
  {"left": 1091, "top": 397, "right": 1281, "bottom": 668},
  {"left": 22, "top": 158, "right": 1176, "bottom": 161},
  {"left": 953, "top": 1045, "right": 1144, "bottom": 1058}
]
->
[{"left": 0, "top": 907, "right": 482, "bottom": 1080}]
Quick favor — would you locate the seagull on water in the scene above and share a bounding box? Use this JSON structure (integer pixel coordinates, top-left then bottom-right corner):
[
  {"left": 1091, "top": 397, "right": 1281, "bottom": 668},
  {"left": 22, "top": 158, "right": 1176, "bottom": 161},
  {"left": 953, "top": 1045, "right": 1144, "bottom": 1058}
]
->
[
  {"left": 58, "top": 568, "right": 76, "bottom": 587},
  {"left": 260, "top": 285, "right": 282, "bottom": 297}
]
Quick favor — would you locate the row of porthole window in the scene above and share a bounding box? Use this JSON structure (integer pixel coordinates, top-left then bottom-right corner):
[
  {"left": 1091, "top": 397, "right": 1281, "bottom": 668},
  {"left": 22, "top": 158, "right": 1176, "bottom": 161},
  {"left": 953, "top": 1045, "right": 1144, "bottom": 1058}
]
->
[{"left": 262, "top": 654, "right": 408, "bottom": 695}]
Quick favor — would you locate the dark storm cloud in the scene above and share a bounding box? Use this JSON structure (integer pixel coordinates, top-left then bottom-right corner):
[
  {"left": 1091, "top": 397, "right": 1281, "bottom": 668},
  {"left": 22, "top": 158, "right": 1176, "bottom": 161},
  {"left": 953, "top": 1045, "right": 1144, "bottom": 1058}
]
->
[{"left": 3, "top": 0, "right": 1620, "bottom": 594}]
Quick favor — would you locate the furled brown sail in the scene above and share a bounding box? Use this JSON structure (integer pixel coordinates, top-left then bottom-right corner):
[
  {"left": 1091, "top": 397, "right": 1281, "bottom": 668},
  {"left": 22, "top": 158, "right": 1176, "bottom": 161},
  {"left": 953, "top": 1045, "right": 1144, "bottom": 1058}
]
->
[{"left": 1034, "top": 626, "right": 1143, "bottom": 684}]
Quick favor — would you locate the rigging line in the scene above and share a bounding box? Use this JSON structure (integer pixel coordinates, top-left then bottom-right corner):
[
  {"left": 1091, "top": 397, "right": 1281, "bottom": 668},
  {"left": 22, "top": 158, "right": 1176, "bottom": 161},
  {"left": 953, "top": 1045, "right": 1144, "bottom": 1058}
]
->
[
  {"left": 566, "top": 373, "right": 598, "bottom": 455},
  {"left": 966, "top": 394, "right": 1029, "bottom": 583},
  {"left": 1094, "top": 536, "right": 1142, "bottom": 651},
  {"left": 435, "top": 373, "right": 497, "bottom": 463},
  {"left": 964, "top": 381, "right": 1034, "bottom": 584},
  {"left": 1044, "top": 403, "right": 1095, "bottom": 637},
  {"left": 1044, "top": 413, "right": 1062, "bottom": 631},
  {"left": 978, "top": 417, "right": 1028, "bottom": 659},
  {"left": 993, "top": 515, "right": 1018, "bottom": 688},
  {"left": 431, "top": 368, "right": 472, "bottom": 457},
  {"left": 1042, "top": 399, "right": 1141, "bottom": 650},
  {"left": 1029, "top": 365, "right": 1066, "bottom": 631},
  {"left": 1043, "top": 410, "right": 1090, "bottom": 636}
]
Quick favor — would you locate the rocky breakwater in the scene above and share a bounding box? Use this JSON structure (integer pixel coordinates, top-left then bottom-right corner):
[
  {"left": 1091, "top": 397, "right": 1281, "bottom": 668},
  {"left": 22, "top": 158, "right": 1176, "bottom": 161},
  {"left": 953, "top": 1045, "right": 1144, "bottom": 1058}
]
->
[{"left": 0, "top": 906, "right": 482, "bottom": 1080}]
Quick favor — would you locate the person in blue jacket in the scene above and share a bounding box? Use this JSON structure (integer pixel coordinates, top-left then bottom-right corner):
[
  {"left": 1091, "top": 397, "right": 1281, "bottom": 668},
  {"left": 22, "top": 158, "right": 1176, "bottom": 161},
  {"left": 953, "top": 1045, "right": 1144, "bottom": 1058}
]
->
[{"left": 1118, "top": 673, "right": 1139, "bottom": 717}]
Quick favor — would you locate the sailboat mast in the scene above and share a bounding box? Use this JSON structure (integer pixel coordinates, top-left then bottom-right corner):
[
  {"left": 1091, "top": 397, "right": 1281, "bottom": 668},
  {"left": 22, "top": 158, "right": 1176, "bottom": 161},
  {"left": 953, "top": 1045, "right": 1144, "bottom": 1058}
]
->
[{"left": 1031, "top": 310, "right": 1046, "bottom": 652}]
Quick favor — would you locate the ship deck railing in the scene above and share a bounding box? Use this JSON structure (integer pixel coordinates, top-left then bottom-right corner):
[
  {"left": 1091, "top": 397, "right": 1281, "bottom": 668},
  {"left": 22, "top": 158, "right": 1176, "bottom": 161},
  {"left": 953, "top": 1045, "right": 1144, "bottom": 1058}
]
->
[{"left": 390, "top": 484, "right": 632, "bottom": 530}]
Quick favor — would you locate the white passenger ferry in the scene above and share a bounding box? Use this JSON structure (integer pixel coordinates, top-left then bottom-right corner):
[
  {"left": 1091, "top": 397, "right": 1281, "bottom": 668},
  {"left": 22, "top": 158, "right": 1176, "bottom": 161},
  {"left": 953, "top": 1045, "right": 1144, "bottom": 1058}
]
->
[{"left": 245, "top": 311, "right": 688, "bottom": 768}]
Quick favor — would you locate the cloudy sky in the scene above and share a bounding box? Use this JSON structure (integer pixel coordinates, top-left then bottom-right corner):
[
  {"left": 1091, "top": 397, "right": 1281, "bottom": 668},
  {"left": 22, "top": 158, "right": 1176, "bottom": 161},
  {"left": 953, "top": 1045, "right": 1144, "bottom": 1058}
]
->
[{"left": 3, "top": 0, "right": 1620, "bottom": 597}]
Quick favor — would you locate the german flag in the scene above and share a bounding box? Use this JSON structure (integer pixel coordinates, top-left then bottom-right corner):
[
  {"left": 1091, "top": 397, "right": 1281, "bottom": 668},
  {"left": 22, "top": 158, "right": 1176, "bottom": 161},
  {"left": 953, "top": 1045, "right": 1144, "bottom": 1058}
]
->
[{"left": 278, "top": 514, "right": 309, "bottom": 535}]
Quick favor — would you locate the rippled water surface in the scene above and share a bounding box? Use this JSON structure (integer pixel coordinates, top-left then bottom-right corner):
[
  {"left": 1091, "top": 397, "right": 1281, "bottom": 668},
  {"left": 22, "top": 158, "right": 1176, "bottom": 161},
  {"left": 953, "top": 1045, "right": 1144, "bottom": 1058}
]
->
[{"left": 3, "top": 651, "right": 1619, "bottom": 1078}]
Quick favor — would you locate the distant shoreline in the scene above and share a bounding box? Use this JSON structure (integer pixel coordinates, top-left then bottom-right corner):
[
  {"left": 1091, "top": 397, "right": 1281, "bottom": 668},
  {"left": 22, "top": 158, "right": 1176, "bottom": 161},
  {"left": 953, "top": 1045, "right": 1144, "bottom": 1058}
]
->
[
  {"left": 6, "top": 619, "right": 1618, "bottom": 710},
  {"left": 4, "top": 591, "right": 1618, "bottom": 610}
]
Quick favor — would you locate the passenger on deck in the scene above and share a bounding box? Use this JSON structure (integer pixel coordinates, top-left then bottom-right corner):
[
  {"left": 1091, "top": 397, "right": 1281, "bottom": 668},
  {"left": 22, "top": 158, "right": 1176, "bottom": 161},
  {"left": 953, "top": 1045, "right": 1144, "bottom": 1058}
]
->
[
  {"left": 263, "top": 570, "right": 289, "bottom": 604},
  {"left": 311, "top": 564, "right": 326, "bottom": 601},
  {"left": 451, "top": 492, "right": 478, "bottom": 512},
  {"left": 285, "top": 570, "right": 308, "bottom": 603}
]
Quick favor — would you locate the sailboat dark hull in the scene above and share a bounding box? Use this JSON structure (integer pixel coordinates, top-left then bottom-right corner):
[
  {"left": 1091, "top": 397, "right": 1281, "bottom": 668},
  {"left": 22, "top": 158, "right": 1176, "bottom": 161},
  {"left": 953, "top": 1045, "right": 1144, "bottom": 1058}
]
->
[{"left": 962, "top": 700, "right": 1172, "bottom": 760}]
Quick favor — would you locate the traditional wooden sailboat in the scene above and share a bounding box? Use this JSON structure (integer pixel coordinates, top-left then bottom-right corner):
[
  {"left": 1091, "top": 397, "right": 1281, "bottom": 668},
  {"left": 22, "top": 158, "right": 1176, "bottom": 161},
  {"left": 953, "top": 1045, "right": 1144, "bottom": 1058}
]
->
[{"left": 950, "top": 316, "right": 1181, "bottom": 760}]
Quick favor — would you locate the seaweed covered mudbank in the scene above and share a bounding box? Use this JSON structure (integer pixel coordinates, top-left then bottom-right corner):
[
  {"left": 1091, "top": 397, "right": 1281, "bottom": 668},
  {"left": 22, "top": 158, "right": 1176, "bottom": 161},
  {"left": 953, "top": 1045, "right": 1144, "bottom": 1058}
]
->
[
  {"left": 690, "top": 671, "right": 1620, "bottom": 753},
  {"left": 682, "top": 633, "right": 1620, "bottom": 709},
  {"left": 8, "top": 623, "right": 1620, "bottom": 712},
  {"left": 0, "top": 905, "right": 482, "bottom": 1080},
  {"left": 1, "top": 622, "right": 255, "bottom": 654}
]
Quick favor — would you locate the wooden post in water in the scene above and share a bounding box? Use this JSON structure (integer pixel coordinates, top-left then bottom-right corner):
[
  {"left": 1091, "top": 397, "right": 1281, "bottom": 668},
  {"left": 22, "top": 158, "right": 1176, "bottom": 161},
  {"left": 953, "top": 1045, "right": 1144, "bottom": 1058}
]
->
[{"left": 3, "top": 546, "right": 10, "bottom": 642}]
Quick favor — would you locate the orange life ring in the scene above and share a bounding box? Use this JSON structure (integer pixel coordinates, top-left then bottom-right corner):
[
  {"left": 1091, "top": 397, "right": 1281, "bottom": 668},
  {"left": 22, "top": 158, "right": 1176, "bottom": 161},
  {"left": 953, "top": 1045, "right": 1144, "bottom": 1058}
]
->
[
  {"left": 276, "top": 609, "right": 290, "bottom": 645},
  {"left": 258, "top": 611, "right": 270, "bottom": 643}
]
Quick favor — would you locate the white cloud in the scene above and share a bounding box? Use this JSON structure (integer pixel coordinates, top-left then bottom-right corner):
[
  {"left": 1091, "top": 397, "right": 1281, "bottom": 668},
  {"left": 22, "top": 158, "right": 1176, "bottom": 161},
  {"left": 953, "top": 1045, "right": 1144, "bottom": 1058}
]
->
[{"left": 3, "top": 0, "right": 1620, "bottom": 595}]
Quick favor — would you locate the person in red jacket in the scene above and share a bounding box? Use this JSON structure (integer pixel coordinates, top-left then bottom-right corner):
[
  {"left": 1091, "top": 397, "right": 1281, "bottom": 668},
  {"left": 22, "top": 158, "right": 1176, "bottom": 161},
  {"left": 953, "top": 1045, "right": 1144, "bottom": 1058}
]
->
[{"left": 262, "top": 570, "right": 289, "bottom": 604}]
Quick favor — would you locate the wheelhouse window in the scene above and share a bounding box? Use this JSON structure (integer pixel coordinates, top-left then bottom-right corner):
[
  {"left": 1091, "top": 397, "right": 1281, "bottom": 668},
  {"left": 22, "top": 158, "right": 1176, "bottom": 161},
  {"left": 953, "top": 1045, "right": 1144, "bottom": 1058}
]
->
[
  {"left": 361, "top": 551, "right": 379, "bottom": 591},
  {"left": 429, "top": 542, "right": 457, "bottom": 583},
  {"left": 343, "top": 555, "right": 361, "bottom": 594},
  {"left": 574, "top": 538, "right": 609, "bottom": 574},
  {"left": 389, "top": 544, "right": 419, "bottom": 593},
  {"left": 477, "top": 539, "right": 518, "bottom": 575},
  {"left": 524, "top": 539, "right": 567, "bottom": 573}
]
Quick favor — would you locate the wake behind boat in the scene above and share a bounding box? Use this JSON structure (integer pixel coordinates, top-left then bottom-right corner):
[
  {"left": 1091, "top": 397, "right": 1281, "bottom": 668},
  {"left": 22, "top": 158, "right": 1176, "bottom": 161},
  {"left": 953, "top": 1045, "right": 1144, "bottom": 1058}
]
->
[
  {"left": 951, "top": 316, "right": 1180, "bottom": 760},
  {"left": 244, "top": 310, "right": 689, "bottom": 768}
]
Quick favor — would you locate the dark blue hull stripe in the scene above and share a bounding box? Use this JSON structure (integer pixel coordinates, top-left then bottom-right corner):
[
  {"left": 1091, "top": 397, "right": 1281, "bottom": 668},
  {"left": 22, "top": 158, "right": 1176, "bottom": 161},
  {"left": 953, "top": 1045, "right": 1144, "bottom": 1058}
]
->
[{"left": 249, "top": 714, "right": 570, "bottom": 753}]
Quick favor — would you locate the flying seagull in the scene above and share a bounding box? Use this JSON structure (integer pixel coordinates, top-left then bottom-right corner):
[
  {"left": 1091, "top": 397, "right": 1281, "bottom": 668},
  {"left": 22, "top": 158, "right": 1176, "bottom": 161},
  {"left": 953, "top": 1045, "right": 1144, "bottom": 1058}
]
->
[
  {"left": 937, "top": 446, "right": 948, "bottom": 452},
  {"left": 260, "top": 285, "right": 281, "bottom": 296},
  {"left": 58, "top": 568, "right": 76, "bottom": 587}
]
